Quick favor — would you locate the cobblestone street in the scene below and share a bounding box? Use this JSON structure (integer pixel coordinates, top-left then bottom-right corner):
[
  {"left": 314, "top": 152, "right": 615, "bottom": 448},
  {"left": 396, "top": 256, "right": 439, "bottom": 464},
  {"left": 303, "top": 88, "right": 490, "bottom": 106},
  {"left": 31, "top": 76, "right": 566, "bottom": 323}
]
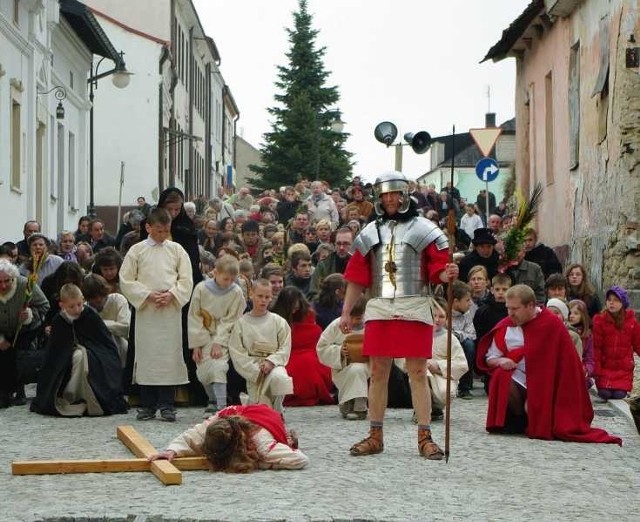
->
[{"left": 1, "top": 388, "right": 639, "bottom": 522}]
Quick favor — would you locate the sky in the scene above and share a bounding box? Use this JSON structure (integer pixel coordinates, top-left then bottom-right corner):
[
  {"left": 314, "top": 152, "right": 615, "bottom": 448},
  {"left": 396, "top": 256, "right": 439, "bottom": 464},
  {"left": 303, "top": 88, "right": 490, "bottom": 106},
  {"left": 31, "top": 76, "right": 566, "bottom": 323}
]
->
[{"left": 193, "top": 0, "right": 531, "bottom": 182}]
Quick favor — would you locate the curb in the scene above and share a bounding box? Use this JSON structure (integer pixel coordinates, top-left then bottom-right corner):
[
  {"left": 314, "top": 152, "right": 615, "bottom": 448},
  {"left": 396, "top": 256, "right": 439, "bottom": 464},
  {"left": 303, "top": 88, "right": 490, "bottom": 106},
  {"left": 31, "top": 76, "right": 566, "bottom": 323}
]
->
[{"left": 589, "top": 387, "right": 635, "bottom": 425}]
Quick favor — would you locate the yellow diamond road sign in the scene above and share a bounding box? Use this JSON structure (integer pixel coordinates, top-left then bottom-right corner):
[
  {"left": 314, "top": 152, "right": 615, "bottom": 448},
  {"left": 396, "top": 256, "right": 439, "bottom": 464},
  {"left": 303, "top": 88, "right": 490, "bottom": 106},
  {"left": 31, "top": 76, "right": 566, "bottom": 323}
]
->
[{"left": 469, "top": 128, "right": 502, "bottom": 157}]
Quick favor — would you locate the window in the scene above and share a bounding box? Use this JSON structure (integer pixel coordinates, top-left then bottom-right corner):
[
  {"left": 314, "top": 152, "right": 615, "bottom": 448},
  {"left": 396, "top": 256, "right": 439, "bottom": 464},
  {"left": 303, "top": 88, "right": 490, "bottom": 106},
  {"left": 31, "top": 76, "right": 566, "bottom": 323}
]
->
[
  {"left": 544, "top": 71, "right": 554, "bottom": 186},
  {"left": 68, "top": 132, "right": 76, "bottom": 209},
  {"left": 568, "top": 42, "right": 580, "bottom": 170},
  {"left": 11, "top": 100, "right": 21, "bottom": 189},
  {"left": 13, "top": 0, "right": 19, "bottom": 25}
]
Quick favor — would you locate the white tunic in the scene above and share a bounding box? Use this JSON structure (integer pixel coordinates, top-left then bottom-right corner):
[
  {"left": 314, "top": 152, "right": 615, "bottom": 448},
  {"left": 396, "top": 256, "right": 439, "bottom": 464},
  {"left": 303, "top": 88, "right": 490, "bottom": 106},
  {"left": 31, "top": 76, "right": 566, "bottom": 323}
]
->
[
  {"left": 228, "top": 312, "right": 293, "bottom": 403},
  {"left": 119, "top": 239, "right": 194, "bottom": 385},
  {"left": 98, "top": 293, "right": 131, "bottom": 366},
  {"left": 167, "top": 413, "right": 308, "bottom": 470},
  {"left": 316, "top": 319, "right": 369, "bottom": 404},
  {"left": 427, "top": 328, "right": 469, "bottom": 408},
  {"left": 187, "top": 280, "right": 245, "bottom": 384}
]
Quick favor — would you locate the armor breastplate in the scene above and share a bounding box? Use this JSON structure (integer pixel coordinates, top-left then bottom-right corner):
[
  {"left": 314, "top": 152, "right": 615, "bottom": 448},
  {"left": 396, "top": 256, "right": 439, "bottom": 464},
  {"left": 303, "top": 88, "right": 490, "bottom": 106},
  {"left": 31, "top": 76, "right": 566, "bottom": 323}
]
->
[{"left": 352, "top": 216, "right": 448, "bottom": 299}]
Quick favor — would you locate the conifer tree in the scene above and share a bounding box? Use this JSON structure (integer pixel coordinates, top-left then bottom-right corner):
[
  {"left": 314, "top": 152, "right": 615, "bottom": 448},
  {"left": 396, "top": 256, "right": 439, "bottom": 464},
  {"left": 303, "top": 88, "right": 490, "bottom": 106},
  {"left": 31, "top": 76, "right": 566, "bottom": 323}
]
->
[{"left": 250, "top": 0, "right": 352, "bottom": 190}]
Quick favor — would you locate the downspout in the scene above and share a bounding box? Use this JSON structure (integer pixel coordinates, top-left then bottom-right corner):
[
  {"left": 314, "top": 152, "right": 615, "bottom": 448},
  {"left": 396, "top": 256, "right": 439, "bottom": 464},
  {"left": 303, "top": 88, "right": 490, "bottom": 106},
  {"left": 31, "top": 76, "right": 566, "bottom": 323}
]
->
[
  {"left": 169, "top": 0, "right": 177, "bottom": 187},
  {"left": 205, "top": 62, "right": 212, "bottom": 198},
  {"left": 158, "top": 45, "right": 169, "bottom": 193},
  {"left": 188, "top": 26, "right": 194, "bottom": 200}
]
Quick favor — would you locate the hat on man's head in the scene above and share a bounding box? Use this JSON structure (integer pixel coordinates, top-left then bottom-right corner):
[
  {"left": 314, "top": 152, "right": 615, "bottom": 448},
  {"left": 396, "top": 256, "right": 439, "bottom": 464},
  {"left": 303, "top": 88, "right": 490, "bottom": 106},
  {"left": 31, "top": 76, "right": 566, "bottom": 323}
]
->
[
  {"left": 606, "top": 285, "right": 630, "bottom": 309},
  {"left": 472, "top": 228, "right": 497, "bottom": 246},
  {"left": 546, "top": 298, "right": 569, "bottom": 320}
]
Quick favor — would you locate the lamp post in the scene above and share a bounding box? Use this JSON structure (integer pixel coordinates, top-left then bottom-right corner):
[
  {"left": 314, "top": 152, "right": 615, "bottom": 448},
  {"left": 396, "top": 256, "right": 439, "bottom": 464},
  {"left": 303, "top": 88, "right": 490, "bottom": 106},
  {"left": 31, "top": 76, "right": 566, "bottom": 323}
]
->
[
  {"left": 87, "top": 52, "right": 132, "bottom": 217},
  {"left": 314, "top": 110, "right": 346, "bottom": 180},
  {"left": 373, "top": 121, "right": 431, "bottom": 172}
]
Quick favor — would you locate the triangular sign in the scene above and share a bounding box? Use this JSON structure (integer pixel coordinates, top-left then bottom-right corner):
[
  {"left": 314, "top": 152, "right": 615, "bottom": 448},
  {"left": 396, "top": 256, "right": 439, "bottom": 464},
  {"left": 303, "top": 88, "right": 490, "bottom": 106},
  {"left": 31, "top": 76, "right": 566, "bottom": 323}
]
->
[{"left": 469, "top": 128, "right": 502, "bottom": 157}]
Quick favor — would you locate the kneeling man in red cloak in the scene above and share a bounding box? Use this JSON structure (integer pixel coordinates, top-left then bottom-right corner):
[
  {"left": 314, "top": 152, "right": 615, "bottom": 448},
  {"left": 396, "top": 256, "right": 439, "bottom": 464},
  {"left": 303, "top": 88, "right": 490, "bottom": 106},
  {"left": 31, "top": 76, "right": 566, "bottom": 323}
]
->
[{"left": 477, "top": 284, "right": 621, "bottom": 444}]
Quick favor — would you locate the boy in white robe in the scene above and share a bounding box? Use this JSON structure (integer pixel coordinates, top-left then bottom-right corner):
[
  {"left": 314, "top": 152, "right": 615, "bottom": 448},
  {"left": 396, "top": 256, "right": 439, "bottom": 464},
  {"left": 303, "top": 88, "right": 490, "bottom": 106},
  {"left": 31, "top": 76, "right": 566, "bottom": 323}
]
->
[
  {"left": 83, "top": 274, "right": 131, "bottom": 366},
  {"left": 119, "top": 208, "right": 194, "bottom": 422},
  {"left": 317, "top": 296, "right": 369, "bottom": 420},
  {"left": 228, "top": 279, "right": 293, "bottom": 413},
  {"left": 188, "top": 256, "right": 245, "bottom": 418}
]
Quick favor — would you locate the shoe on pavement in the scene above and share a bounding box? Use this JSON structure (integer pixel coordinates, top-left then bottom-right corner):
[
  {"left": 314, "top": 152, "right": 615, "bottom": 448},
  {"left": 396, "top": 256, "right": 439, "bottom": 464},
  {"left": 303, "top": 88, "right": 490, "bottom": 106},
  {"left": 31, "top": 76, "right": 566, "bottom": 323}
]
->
[
  {"left": 432, "top": 408, "right": 444, "bottom": 421},
  {"left": 339, "top": 400, "right": 353, "bottom": 419},
  {"left": 203, "top": 402, "right": 219, "bottom": 419},
  {"left": 136, "top": 408, "right": 156, "bottom": 421},
  {"left": 160, "top": 408, "right": 177, "bottom": 422},
  {"left": 458, "top": 389, "right": 473, "bottom": 400},
  {"left": 346, "top": 410, "right": 367, "bottom": 421}
]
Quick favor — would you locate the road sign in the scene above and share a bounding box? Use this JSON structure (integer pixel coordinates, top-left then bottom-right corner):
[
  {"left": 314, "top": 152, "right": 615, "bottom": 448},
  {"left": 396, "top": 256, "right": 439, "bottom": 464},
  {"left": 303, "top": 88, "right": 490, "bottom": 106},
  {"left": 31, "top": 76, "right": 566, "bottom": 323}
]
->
[
  {"left": 470, "top": 127, "right": 502, "bottom": 157},
  {"left": 475, "top": 157, "right": 499, "bottom": 182}
]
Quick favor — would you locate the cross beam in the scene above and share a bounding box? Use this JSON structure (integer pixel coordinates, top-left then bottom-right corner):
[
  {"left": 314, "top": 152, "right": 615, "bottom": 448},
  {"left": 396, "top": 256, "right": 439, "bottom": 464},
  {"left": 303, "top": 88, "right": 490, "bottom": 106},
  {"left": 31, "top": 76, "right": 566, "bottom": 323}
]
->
[{"left": 11, "top": 425, "right": 209, "bottom": 486}]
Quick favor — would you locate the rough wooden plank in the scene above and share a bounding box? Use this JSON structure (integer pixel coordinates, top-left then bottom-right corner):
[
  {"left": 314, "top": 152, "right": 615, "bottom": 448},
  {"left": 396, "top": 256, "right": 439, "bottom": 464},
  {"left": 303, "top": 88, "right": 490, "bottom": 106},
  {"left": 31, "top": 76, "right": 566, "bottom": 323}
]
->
[
  {"left": 116, "top": 425, "right": 185, "bottom": 485},
  {"left": 11, "top": 457, "right": 208, "bottom": 476},
  {"left": 116, "top": 425, "right": 158, "bottom": 458},
  {"left": 150, "top": 459, "right": 182, "bottom": 485}
]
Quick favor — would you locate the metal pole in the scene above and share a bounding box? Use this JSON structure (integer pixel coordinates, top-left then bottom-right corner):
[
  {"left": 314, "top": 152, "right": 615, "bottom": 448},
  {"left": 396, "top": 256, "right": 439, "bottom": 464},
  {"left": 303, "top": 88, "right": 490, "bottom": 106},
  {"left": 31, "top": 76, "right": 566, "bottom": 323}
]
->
[
  {"left": 88, "top": 80, "right": 95, "bottom": 218},
  {"left": 444, "top": 124, "right": 456, "bottom": 464},
  {"left": 117, "top": 161, "right": 124, "bottom": 231},
  {"left": 314, "top": 112, "right": 320, "bottom": 181},
  {"left": 485, "top": 181, "right": 490, "bottom": 225},
  {"left": 394, "top": 143, "right": 403, "bottom": 172}
]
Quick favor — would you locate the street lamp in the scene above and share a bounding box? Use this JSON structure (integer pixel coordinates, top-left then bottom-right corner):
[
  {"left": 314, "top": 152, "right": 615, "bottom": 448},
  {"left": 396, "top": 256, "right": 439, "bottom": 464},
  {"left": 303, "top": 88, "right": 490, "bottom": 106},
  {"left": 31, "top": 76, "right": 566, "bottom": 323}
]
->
[
  {"left": 87, "top": 51, "right": 133, "bottom": 217},
  {"left": 314, "top": 110, "right": 346, "bottom": 180},
  {"left": 374, "top": 121, "right": 431, "bottom": 172}
]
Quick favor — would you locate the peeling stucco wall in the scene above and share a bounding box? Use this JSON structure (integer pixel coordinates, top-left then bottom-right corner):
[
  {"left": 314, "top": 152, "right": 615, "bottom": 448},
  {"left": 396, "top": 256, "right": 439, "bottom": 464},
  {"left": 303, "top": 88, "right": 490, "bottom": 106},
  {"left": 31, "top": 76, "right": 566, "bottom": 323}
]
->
[{"left": 515, "top": 0, "right": 640, "bottom": 292}]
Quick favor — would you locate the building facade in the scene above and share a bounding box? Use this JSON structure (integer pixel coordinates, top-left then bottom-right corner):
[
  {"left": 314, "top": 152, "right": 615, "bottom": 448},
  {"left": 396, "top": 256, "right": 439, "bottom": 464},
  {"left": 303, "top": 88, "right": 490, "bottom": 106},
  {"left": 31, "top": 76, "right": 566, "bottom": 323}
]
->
[
  {"left": 0, "top": 0, "right": 123, "bottom": 241},
  {"left": 85, "top": 0, "right": 237, "bottom": 228},
  {"left": 484, "top": 0, "right": 640, "bottom": 295}
]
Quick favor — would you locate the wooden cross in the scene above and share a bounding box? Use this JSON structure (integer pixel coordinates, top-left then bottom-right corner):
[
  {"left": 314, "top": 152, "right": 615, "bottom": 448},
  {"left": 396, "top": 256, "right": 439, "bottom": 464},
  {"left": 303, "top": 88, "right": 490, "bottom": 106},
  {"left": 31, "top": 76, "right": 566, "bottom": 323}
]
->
[{"left": 12, "top": 425, "right": 209, "bottom": 486}]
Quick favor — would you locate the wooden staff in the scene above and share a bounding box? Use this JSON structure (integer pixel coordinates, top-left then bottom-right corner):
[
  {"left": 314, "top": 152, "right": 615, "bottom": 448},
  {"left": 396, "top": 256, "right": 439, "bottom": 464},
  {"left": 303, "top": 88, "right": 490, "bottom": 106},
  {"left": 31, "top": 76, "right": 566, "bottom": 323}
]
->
[{"left": 444, "top": 125, "right": 456, "bottom": 463}]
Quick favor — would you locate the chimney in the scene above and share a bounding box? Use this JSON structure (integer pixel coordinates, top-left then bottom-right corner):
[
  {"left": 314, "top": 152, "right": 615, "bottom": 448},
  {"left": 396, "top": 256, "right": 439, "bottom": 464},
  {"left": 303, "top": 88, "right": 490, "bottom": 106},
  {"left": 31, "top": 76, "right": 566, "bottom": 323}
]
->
[{"left": 485, "top": 112, "right": 496, "bottom": 128}]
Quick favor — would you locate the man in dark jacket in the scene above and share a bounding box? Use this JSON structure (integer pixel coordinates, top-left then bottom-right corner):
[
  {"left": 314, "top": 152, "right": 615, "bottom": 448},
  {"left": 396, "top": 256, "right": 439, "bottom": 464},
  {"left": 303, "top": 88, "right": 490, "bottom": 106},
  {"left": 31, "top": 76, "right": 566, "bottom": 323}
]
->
[
  {"left": 309, "top": 227, "right": 353, "bottom": 295},
  {"left": 523, "top": 228, "right": 563, "bottom": 279},
  {"left": 459, "top": 228, "right": 500, "bottom": 282}
]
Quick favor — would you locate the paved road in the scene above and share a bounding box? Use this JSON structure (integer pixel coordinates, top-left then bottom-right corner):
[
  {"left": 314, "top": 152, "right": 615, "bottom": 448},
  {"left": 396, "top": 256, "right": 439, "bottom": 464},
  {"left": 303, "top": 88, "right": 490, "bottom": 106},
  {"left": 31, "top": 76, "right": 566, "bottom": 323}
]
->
[{"left": 1, "top": 389, "right": 639, "bottom": 522}]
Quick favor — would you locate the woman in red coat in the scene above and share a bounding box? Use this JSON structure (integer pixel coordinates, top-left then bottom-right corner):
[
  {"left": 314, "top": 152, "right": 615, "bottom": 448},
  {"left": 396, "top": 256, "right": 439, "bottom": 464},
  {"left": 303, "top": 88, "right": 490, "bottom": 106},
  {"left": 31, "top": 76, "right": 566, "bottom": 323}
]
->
[
  {"left": 272, "top": 286, "right": 334, "bottom": 406},
  {"left": 592, "top": 286, "right": 640, "bottom": 400}
]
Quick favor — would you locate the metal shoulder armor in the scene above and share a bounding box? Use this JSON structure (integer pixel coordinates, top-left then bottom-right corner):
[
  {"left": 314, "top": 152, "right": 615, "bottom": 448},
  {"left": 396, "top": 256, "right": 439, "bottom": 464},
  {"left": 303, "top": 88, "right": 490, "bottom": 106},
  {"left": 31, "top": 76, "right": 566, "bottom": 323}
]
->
[
  {"left": 405, "top": 217, "right": 448, "bottom": 251},
  {"left": 351, "top": 221, "right": 380, "bottom": 256}
]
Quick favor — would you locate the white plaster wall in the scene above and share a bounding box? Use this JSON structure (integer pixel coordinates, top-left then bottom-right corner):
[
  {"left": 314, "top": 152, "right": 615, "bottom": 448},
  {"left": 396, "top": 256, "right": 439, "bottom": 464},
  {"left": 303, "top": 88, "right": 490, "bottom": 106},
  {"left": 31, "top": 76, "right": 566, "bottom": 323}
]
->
[
  {"left": 84, "top": 0, "right": 171, "bottom": 41},
  {"left": 91, "top": 16, "right": 163, "bottom": 207}
]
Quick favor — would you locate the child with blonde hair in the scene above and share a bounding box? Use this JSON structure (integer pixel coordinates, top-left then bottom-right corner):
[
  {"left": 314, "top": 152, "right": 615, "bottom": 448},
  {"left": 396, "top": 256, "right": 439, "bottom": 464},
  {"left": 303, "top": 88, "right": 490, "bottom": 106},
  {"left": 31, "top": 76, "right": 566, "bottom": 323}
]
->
[
  {"left": 188, "top": 256, "right": 246, "bottom": 418},
  {"left": 228, "top": 279, "right": 293, "bottom": 413}
]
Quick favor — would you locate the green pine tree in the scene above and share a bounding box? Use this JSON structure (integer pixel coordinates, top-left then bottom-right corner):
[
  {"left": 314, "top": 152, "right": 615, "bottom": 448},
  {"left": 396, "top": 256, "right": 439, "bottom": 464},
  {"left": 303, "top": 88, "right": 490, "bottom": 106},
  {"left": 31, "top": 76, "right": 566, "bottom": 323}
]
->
[{"left": 249, "top": 0, "right": 352, "bottom": 191}]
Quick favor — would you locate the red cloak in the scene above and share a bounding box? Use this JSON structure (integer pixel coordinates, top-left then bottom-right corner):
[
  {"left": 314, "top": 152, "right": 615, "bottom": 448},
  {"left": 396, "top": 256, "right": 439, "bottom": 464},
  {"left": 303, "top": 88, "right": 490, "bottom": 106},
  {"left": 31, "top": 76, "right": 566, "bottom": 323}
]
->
[
  {"left": 476, "top": 308, "right": 622, "bottom": 445},
  {"left": 284, "top": 311, "right": 334, "bottom": 407},
  {"left": 217, "top": 404, "right": 288, "bottom": 445}
]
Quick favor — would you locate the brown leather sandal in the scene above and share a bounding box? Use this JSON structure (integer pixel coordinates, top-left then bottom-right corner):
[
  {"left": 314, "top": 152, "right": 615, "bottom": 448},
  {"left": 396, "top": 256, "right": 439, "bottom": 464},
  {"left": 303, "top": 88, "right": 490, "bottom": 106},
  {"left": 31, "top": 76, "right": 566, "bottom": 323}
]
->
[
  {"left": 418, "top": 428, "right": 444, "bottom": 460},
  {"left": 350, "top": 426, "right": 383, "bottom": 456}
]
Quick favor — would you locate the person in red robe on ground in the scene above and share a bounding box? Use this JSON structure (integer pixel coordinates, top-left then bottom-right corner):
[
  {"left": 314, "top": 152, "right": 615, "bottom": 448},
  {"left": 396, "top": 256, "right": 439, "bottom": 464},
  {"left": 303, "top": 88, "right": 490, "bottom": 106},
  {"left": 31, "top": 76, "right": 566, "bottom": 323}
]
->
[
  {"left": 339, "top": 171, "right": 459, "bottom": 460},
  {"left": 272, "top": 286, "right": 334, "bottom": 406},
  {"left": 476, "top": 284, "right": 621, "bottom": 445}
]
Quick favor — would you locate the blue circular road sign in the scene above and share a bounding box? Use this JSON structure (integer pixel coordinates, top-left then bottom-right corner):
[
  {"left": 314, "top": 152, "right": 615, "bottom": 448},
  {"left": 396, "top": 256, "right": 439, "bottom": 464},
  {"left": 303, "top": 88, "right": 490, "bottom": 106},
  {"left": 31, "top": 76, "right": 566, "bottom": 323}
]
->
[{"left": 475, "top": 157, "right": 500, "bottom": 182}]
